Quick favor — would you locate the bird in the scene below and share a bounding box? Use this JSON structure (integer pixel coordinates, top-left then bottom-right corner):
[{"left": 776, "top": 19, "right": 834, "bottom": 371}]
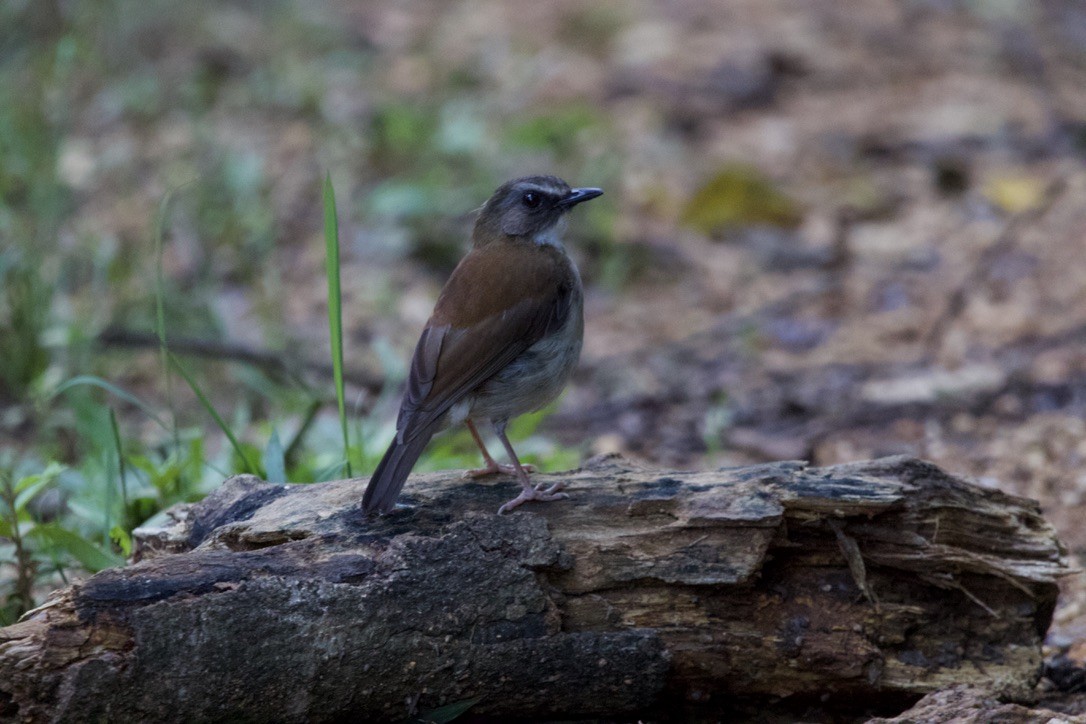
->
[{"left": 362, "top": 175, "right": 602, "bottom": 516}]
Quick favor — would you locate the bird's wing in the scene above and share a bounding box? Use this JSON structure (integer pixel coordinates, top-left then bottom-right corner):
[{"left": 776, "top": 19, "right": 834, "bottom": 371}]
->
[
  {"left": 394, "top": 246, "right": 575, "bottom": 443},
  {"left": 395, "top": 293, "right": 572, "bottom": 442}
]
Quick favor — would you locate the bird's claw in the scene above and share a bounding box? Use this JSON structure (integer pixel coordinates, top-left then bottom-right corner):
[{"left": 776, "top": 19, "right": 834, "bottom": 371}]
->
[
  {"left": 533, "top": 480, "right": 567, "bottom": 495},
  {"left": 497, "top": 487, "right": 569, "bottom": 515}
]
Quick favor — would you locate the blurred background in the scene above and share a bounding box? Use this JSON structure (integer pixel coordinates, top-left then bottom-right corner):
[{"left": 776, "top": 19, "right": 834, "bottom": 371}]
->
[{"left": 2, "top": 0, "right": 1086, "bottom": 659}]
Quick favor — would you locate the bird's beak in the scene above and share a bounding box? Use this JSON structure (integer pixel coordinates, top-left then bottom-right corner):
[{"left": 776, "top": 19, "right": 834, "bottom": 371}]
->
[{"left": 558, "top": 187, "right": 604, "bottom": 209}]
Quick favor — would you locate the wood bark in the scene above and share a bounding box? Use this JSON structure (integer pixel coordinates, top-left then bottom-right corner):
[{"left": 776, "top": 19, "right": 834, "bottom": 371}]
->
[
  {"left": 0, "top": 455, "right": 1067, "bottom": 722},
  {"left": 867, "top": 685, "right": 1086, "bottom": 723}
]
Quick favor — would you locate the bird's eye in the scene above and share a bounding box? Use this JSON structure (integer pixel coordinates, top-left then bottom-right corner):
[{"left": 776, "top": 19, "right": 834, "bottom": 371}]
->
[{"left": 522, "top": 191, "right": 542, "bottom": 209}]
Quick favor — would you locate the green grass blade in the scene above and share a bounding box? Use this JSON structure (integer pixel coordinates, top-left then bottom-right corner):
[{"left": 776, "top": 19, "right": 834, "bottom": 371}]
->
[
  {"left": 323, "top": 172, "right": 352, "bottom": 478},
  {"left": 153, "top": 191, "right": 173, "bottom": 351},
  {"left": 154, "top": 187, "right": 185, "bottom": 457},
  {"left": 29, "top": 523, "right": 124, "bottom": 572},
  {"left": 109, "top": 407, "right": 128, "bottom": 514},
  {"left": 168, "top": 352, "right": 258, "bottom": 475},
  {"left": 284, "top": 398, "right": 321, "bottom": 464},
  {"left": 52, "top": 375, "right": 169, "bottom": 431}
]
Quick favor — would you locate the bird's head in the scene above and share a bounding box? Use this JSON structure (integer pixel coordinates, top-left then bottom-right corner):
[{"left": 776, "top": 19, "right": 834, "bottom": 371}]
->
[{"left": 473, "top": 175, "right": 603, "bottom": 245}]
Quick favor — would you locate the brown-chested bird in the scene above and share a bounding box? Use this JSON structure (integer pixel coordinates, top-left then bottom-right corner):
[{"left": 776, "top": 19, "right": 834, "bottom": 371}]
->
[{"left": 362, "top": 176, "right": 602, "bottom": 515}]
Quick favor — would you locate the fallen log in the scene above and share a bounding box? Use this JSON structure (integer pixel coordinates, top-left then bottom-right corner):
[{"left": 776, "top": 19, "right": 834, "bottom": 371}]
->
[
  {"left": 0, "top": 455, "right": 1067, "bottom": 722},
  {"left": 867, "top": 685, "right": 1085, "bottom": 724}
]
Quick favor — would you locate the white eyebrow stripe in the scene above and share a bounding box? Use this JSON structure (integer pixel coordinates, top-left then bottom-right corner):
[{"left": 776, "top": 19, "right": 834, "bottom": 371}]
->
[{"left": 518, "top": 182, "right": 566, "bottom": 197}]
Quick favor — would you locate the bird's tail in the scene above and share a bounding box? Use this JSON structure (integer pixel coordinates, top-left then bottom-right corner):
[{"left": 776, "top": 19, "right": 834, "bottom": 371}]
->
[{"left": 362, "top": 430, "right": 435, "bottom": 514}]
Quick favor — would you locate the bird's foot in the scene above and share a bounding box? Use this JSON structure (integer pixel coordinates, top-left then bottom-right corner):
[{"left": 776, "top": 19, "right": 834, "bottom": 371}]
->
[
  {"left": 533, "top": 480, "right": 567, "bottom": 495},
  {"left": 465, "top": 461, "right": 536, "bottom": 479},
  {"left": 497, "top": 485, "right": 569, "bottom": 515}
]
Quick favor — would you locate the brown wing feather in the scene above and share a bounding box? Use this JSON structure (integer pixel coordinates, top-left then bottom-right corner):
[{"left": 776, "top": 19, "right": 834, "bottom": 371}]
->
[{"left": 394, "top": 242, "right": 575, "bottom": 442}]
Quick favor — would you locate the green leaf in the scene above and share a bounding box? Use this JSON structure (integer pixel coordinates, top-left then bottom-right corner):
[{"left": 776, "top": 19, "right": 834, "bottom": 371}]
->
[
  {"left": 323, "top": 172, "right": 352, "bottom": 478},
  {"left": 29, "top": 523, "right": 124, "bottom": 572},
  {"left": 407, "top": 697, "right": 481, "bottom": 724},
  {"left": 14, "top": 463, "right": 65, "bottom": 512},
  {"left": 109, "top": 525, "right": 132, "bottom": 557},
  {"left": 262, "top": 429, "right": 287, "bottom": 483}
]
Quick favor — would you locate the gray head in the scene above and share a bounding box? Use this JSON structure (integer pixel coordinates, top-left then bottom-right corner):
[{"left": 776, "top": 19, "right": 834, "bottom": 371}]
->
[{"left": 473, "top": 175, "right": 603, "bottom": 243}]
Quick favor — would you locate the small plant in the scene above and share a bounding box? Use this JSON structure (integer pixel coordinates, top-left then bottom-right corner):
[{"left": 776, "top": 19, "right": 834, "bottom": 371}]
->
[{"left": 0, "top": 463, "right": 123, "bottom": 625}]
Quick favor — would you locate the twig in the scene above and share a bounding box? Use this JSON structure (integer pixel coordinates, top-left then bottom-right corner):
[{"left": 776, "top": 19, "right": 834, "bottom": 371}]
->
[
  {"left": 284, "top": 399, "right": 322, "bottom": 465},
  {"left": 97, "top": 327, "right": 384, "bottom": 394},
  {"left": 925, "top": 178, "right": 1067, "bottom": 354},
  {"left": 828, "top": 518, "right": 879, "bottom": 610}
]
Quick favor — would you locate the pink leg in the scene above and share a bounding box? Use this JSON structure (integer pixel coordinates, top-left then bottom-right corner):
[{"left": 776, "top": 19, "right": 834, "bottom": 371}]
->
[
  {"left": 464, "top": 419, "right": 535, "bottom": 478},
  {"left": 492, "top": 422, "right": 568, "bottom": 515}
]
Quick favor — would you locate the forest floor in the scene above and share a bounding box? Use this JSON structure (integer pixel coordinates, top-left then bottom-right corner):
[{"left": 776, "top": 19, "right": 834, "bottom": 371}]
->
[{"left": 5, "top": 0, "right": 1086, "bottom": 714}]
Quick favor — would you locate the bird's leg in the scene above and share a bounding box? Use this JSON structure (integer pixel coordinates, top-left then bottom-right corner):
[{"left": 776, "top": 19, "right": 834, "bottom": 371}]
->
[
  {"left": 463, "top": 419, "right": 534, "bottom": 478},
  {"left": 493, "top": 421, "right": 568, "bottom": 514}
]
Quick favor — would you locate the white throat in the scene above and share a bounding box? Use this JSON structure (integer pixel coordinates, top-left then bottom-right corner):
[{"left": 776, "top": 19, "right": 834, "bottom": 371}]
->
[{"left": 531, "top": 218, "right": 569, "bottom": 249}]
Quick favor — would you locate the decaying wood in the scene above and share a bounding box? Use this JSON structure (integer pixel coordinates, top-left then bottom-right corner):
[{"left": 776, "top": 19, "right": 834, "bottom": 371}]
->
[
  {"left": 0, "top": 455, "right": 1068, "bottom": 722},
  {"left": 867, "top": 685, "right": 1083, "bottom": 724}
]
